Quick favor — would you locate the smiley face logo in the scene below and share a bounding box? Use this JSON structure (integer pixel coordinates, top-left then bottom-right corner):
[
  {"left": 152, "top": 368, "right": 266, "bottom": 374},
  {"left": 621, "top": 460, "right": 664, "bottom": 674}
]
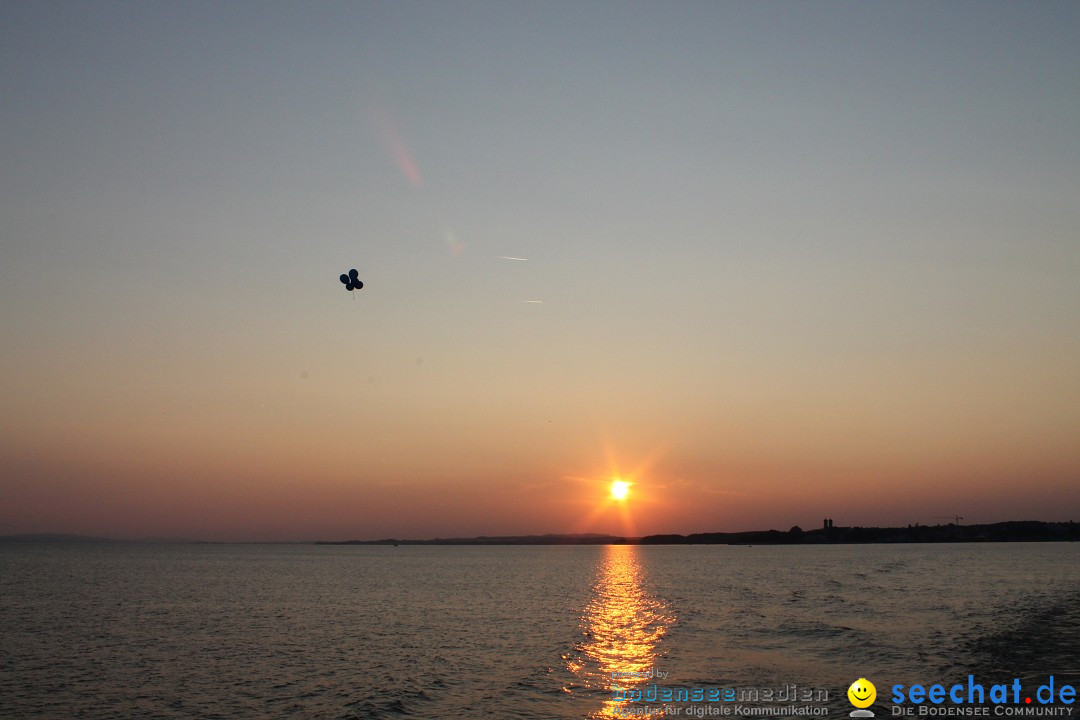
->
[{"left": 848, "top": 678, "right": 876, "bottom": 709}]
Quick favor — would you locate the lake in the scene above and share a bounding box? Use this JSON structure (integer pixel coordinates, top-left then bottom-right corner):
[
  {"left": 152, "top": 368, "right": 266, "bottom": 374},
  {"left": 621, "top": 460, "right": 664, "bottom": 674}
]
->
[{"left": 2, "top": 542, "right": 1078, "bottom": 719}]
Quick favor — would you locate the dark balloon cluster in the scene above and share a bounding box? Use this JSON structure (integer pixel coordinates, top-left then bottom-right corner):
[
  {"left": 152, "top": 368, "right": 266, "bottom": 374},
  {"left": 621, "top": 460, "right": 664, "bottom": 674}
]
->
[{"left": 339, "top": 268, "right": 363, "bottom": 291}]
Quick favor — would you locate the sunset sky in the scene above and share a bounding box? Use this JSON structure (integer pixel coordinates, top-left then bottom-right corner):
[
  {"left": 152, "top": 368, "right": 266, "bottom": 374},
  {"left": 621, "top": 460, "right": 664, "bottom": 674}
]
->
[{"left": 2, "top": 1, "right": 1078, "bottom": 541}]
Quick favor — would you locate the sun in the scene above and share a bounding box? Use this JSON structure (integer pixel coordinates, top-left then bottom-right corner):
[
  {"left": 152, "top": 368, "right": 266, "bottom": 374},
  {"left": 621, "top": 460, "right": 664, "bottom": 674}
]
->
[{"left": 610, "top": 479, "right": 630, "bottom": 501}]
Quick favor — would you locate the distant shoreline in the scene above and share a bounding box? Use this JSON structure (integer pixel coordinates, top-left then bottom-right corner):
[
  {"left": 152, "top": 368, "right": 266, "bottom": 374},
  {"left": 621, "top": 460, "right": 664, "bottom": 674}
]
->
[
  {"left": 4, "top": 521, "right": 1077, "bottom": 546},
  {"left": 316, "top": 520, "right": 1080, "bottom": 546}
]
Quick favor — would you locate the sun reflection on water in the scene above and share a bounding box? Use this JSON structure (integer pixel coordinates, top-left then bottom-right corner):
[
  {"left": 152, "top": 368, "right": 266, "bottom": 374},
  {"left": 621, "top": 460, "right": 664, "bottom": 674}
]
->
[{"left": 568, "top": 545, "right": 675, "bottom": 719}]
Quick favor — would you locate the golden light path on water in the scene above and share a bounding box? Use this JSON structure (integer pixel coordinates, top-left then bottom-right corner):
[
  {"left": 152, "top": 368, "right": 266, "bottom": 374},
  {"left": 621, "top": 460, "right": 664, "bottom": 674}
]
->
[{"left": 568, "top": 545, "right": 675, "bottom": 719}]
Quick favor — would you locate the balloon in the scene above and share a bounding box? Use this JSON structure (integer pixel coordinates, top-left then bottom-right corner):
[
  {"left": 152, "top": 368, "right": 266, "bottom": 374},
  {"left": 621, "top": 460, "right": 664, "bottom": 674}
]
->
[{"left": 339, "top": 268, "right": 364, "bottom": 293}]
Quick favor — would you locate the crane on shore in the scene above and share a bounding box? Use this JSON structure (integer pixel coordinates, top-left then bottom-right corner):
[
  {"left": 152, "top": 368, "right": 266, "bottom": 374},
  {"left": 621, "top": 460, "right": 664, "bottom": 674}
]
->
[{"left": 935, "top": 515, "right": 964, "bottom": 525}]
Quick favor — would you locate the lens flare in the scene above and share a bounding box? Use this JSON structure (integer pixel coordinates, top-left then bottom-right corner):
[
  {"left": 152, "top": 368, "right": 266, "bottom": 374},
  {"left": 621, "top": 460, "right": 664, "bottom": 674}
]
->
[{"left": 372, "top": 107, "right": 422, "bottom": 186}]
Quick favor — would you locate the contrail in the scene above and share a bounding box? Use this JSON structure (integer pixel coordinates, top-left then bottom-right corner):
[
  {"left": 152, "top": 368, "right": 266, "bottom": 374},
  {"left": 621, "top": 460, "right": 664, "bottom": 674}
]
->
[
  {"left": 497, "top": 256, "right": 528, "bottom": 261},
  {"left": 521, "top": 300, "right": 543, "bottom": 304}
]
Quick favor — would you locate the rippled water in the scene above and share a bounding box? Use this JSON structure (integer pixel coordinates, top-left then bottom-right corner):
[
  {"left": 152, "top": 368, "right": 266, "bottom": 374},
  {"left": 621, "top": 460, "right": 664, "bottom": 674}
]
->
[{"left": 2, "top": 542, "right": 1078, "bottom": 719}]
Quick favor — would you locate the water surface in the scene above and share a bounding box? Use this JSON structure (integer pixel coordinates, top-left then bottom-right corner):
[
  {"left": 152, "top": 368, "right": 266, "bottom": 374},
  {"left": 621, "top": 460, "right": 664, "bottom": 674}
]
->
[{"left": 2, "top": 542, "right": 1078, "bottom": 719}]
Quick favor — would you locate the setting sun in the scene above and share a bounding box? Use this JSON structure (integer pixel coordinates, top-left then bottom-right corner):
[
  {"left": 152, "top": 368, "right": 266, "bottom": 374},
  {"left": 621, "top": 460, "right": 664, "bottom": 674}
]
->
[{"left": 610, "top": 479, "right": 630, "bottom": 501}]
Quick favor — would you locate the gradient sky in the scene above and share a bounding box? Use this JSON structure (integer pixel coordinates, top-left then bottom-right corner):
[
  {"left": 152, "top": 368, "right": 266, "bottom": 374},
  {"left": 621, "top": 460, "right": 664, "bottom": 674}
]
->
[{"left": 2, "top": 1, "right": 1078, "bottom": 541}]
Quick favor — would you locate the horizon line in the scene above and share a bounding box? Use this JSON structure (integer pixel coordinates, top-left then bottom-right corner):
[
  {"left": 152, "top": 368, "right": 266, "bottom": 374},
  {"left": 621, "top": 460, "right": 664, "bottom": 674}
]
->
[{"left": 5, "top": 519, "right": 1077, "bottom": 545}]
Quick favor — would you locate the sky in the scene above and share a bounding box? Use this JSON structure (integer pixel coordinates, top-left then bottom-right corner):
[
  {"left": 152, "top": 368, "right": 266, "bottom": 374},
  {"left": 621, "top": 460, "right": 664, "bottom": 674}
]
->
[{"left": 1, "top": 1, "right": 1078, "bottom": 541}]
